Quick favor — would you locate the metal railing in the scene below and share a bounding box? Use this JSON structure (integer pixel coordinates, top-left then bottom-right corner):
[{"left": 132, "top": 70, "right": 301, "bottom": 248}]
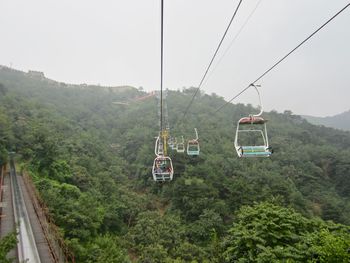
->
[
  {"left": 22, "top": 172, "right": 75, "bottom": 263},
  {"left": 0, "top": 165, "right": 5, "bottom": 225},
  {"left": 10, "top": 160, "right": 42, "bottom": 263}
]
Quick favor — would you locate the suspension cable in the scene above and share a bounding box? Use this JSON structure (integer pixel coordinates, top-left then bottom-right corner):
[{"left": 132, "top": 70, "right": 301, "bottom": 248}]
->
[
  {"left": 181, "top": 0, "right": 244, "bottom": 119},
  {"left": 160, "top": 0, "right": 164, "bottom": 132},
  {"left": 214, "top": 2, "right": 350, "bottom": 113},
  {"left": 204, "top": 0, "right": 263, "bottom": 86}
]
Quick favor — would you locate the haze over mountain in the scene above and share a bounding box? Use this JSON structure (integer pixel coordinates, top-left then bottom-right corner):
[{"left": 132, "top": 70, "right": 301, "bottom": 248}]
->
[
  {"left": 1, "top": 0, "right": 350, "bottom": 116},
  {"left": 303, "top": 110, "right": 350, "bottom": 131},
  {"left": 1, "top": 65, "right": 350, "bottom": 262}
]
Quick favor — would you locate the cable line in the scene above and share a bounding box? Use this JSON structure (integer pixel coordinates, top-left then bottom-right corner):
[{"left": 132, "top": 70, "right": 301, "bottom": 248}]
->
[
  {"left": 215, "top": 2, "right": 350, "bottom": 113},
  {"left": 160, "top": 0, "right": 164, "bottom": 132},
  {"left": 204, "top": 0, "right": 263, "bottom": 86},
  {"left": 181, "top": 0, "right": 244, "bottom": 119}
]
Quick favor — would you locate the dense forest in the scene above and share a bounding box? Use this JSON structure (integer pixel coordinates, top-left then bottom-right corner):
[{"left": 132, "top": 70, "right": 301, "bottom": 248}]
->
[{"left": 0, "top": 66, "right": 350, "bottom": 262}]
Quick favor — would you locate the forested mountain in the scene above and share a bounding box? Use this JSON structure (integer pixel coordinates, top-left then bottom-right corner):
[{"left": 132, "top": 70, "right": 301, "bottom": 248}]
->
[
  {"left": 1, "top": 66, "right": 350, "bottom": 262},
  {"left": 303, "top": 110, "right": 350, "bottom": 131}
]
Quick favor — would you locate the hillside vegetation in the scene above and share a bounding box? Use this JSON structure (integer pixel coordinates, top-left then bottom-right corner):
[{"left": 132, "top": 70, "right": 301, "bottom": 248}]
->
[{"left": 1, "top": 66, "right": 350, "bottom": 262}]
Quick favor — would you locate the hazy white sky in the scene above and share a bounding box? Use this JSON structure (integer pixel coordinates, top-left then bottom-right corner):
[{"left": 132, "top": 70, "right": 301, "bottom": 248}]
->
[{"left": 1, "top": 0, "right": 349, "bottom": 116}]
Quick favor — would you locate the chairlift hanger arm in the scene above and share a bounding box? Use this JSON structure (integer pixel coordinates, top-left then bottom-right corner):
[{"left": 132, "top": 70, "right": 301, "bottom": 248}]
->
[
  {"left": 155, "top": 136, "right": 158, "bottom": 156},
  {"left": 250, "top": 84, "right": 264, "bottom": 117},
  {"left": 194, "top": 128, "right": 199, "bottom": 141}
]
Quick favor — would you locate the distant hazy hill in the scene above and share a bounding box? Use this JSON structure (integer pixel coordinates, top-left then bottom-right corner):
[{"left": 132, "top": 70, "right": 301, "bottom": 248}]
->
[
  {"left": 303, "top": 110, "right": 350, "bottom": 131},
  {"left": 0, "top": 65, "right": 137, "bottom": 93}
]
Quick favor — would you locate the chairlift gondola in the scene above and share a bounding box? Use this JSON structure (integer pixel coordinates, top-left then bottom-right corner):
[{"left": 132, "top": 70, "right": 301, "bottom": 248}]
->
[
  {"left": 168, "top": 137, "right": 174, "bottom": 148},
  {"left": 234, "top": 84, "right": 272, "bottom": 157},
  {"left": 170, "top": 137, "right": 177, "bottom": 150},
  {"left": 187, "top": 128, "right": 200, "bottom": 156},
  {"left": 176, "top": 136, "right": 185, "bottom": 153},
  {"left": 152, "top": 155, "right": 174, "bottom": 181},
  {"left": 152, "top": 136, "right": 174, "bottom": 181}
]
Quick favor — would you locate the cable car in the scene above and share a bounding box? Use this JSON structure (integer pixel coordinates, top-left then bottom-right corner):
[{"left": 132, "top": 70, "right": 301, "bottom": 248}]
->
[
  {"left": 170, "top": 137, "right": 177, "bottom": 150},
  {"left": 152, "top": 155, "right": 174, "bottom": 181},
  {"left": 168, "top": 137, "right": 174, "bottom": 148},
  {"left": 176, "top": 136, "right": 185, "bottom": 153},
  {"left": 187, "top": 128, "right": 200, "bottom": 156},
  {"left": 187, "top": 140, "right": 200, "bottom": 155},
  {"left": 152, "top": 136, "right": 174, "bottom": 181},
  {"left": 234, "top": 84, "right": 272, "bottom": 158},
  {"left": 234, "top": 116, "right": 272, "bottom": 157}
]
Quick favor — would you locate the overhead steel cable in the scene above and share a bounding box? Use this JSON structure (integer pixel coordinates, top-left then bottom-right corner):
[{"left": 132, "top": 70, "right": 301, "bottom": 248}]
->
[
  {"left": 214, "top": 2, "right": 350, "bottom": 113},
  {"left": 160, "top": 0, "right": 164, "bottom": 132},
  {"left": 204, "top": 0, "right": 263, "bottom": 86},
  {"left": 181, "top": 0, "right": 244, "bottom": 119}
]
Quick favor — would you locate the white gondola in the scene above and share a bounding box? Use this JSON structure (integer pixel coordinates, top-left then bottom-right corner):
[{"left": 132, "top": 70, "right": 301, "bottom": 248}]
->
[
  {"left": 187, "top": 128, "right": 200, "bottom": 156},
  {"left": 152, "top": 136, "right": 174, "bottom": 181},
  {"left": 234, "top": 84, "right": 272, "bottom": 158},
  {"left": 170, "top": 137, "right": 177, "bottom": 150},
  {"left": 168, "top": 137, "right": 174, "bottom": 148},
  {"left": 176, "top": 136, "right": 185, "bottom": 153},
  {"left": 152, "top": 156, "right": 174, "bottom": 181}
]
